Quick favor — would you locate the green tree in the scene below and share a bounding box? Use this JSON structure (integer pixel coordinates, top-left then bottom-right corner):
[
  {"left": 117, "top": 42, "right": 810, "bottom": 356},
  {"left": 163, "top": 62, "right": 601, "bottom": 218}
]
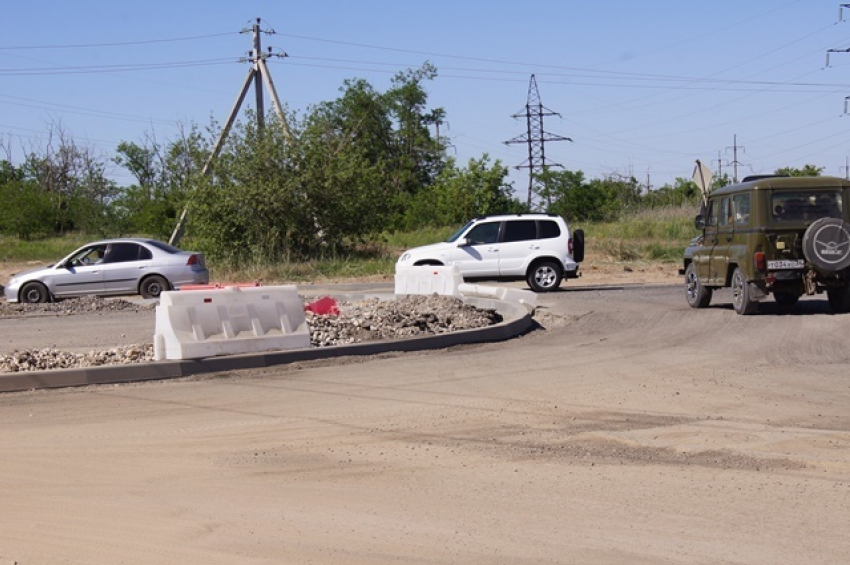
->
[
  {"left": 774, "top": 164, "right": 824, "bottom": 177},
  {"left": 404, "top": 155, "right": 520, "bottom": 228}
]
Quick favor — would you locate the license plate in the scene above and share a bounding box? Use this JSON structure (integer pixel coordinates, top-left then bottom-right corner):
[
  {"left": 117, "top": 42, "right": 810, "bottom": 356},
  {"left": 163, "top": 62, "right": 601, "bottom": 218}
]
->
[{"left": 767, "top": 259, "right": 804, "bottom": 270}]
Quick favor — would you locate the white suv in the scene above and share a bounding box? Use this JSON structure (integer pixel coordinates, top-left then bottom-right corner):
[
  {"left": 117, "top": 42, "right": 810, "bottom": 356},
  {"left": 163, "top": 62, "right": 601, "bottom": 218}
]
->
[{"left": 397, "top": 214, "right": 584, "bottom": 292}]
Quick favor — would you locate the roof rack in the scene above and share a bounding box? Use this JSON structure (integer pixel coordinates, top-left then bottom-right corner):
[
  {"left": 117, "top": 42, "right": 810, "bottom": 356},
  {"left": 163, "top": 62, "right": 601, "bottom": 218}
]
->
[{"left": 741, "top": 174, "right": 790, "bottom": 182}]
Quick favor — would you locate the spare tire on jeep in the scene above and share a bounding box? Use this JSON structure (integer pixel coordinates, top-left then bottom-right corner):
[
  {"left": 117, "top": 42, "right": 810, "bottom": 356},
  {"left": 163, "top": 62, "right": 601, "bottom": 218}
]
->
[{"left": 802, "top": 217, "right": 850, "bottom": 273}]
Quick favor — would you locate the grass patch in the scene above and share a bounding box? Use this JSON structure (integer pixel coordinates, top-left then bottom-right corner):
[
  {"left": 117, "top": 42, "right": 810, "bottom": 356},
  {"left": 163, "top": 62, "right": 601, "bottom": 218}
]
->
[{"left": 0, "top": 233, "right": 90, "bottom": 262}]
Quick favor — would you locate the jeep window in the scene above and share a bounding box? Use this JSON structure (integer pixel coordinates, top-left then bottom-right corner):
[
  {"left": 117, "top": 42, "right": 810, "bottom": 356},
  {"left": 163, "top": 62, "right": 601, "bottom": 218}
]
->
[
  {"left": 503, "top": 220, "right": 537, "bottom": 243},
  {"left": 447, "top": 220, "right": 476, "bottom": 243},
  {"left": 718, "top": 197, "right": 733, "bottom": 227},
  {"left": 771, "top": 191, "right": 843, "bottom": 222},
  {"left": 464, "top": 222, "right": 500, "bottom": 245},
  {"left": 538, "top": 220, "right": 562, "bottom": 239},
  {"left": 733, "top": 193, "right": 750, "bottom": 226},
  {"left": 706, "top": 200, "right": 718, "bottom": 227}
]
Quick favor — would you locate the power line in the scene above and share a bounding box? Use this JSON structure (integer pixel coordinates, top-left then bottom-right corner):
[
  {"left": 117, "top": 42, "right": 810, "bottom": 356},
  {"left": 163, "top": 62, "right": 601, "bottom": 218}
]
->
[{"left": 0, "top": 32, "right": 239, "bottom": 50}]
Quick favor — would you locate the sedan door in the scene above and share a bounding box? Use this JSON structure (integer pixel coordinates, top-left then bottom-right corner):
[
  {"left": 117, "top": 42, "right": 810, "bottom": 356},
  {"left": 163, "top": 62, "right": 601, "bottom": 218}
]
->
[
  {"left": 49, "top": 247, "right": 106, "bottom": 298},
  {"left": 101, "top": 242, "right": 152, "bottom": 294}
]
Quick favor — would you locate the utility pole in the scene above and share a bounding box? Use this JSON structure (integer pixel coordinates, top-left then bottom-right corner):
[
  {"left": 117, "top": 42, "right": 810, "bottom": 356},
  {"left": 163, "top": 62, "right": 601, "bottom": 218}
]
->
[
  {"left": 169, "top": 17, "right": 289, "bottom": 246},
  {"left": 725, "top": 134, "right": 746, "bottom": 183},
  {"left": 712, "top": 150, "right": 724, "bottom": 181},
  {"left": 842, "top": 156, "right": 850, "bottom": 180},
  {"left": 504, "top": 75, "right": 572, "bottom": 208}
]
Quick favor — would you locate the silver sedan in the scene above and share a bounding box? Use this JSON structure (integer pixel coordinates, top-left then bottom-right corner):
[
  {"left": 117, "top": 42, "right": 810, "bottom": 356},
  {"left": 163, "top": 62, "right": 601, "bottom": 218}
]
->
[{"left": 4, "top": 238, "right": 209, "bottom": 303}]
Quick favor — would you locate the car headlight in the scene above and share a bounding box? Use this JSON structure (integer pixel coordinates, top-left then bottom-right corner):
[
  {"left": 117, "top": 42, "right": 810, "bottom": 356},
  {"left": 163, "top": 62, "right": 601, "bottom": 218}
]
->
[{"left": 399, "top": 253, "right": 411, "bottom": 263}]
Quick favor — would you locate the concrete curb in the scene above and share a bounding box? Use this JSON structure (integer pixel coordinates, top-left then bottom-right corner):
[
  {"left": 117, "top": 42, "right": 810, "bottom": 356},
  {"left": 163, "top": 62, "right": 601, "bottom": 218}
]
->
[{"left": 0, "top": 295, "right": 534, "bottom": 394}]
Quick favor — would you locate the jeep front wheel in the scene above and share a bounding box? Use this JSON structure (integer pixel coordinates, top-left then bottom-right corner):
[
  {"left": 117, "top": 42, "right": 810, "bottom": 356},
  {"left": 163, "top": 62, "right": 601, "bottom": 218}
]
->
[
  {"left": 731, "top": 267, "right": 758, "bottom": 315},
  {"left": 527, "top": 261, "right": 562, "bottom": 292},
  {"left": 684, "top": 263, "right": 712, "bottom": 308}
]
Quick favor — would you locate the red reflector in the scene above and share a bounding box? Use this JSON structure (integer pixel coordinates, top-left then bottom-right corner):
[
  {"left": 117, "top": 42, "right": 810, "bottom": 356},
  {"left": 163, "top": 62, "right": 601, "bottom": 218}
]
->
[
  {"left": 186, "top": 254, "right": 199, "bottom": 266},
  {"left": 568, "top": 238, "right": 573, "bottom": 255},
  {"left": 203, "top": 298, "right": 212, "bottom": 303},
  {"left": 754, "top": 252, "right": 766, "bottom": 272}
]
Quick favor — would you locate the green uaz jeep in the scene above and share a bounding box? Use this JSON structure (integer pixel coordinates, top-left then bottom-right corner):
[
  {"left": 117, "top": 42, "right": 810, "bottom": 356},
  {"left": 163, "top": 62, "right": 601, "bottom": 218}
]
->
[{"left": 683, "top": 175, "right": 850, "bottom": 315}]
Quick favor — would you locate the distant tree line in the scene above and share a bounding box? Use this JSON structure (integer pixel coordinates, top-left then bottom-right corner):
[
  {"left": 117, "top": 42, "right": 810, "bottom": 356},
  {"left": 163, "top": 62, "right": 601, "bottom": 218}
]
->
[{"left": 0, "top": 62, "right": 827, "bottom": 264}]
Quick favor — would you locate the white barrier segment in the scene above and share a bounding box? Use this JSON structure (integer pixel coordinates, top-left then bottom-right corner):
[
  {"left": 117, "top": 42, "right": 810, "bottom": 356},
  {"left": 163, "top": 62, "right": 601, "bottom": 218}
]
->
[
  {"left": 153, "top": 285, "right": 310, "bottom": 360},
  {"left": 457, "top": 283, "right": 538, "bottom": 314},
  {"left": 394, "top": 265, "right": 463, "bottom": 296}
]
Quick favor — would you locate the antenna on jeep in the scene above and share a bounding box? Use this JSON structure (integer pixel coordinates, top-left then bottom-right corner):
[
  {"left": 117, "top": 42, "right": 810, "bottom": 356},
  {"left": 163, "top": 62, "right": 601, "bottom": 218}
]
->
[{"left": 692, "top": 159, "right": 714, "bottom": 209}]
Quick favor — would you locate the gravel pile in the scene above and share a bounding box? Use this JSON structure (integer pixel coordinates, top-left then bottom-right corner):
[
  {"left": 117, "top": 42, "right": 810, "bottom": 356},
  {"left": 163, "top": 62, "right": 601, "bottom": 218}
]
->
[
  {"left": 0, "top": 294, "right": 502, "bottom": 372},
  {"left": 306, "top": 294, "right": 502, "bottom": 347},
  {"left": 0, "top": 345, "right": 154, "bottom": 373},
  {"left": 0, "top": 295, "right": 154, "bottom": 316}
]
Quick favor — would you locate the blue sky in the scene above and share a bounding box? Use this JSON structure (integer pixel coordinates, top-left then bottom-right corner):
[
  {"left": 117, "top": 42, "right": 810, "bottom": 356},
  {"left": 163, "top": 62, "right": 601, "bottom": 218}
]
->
[{"left": 2, "top": 1, "right": 849, "bottom": 197}]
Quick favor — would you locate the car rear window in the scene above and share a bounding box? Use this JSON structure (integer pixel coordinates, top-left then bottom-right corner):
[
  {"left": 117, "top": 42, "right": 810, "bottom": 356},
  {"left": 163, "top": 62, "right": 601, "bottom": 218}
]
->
[
  {"left": 105, "top": 243, "right": 145, "bottom": 263},
  {"left": 538, "top": 220, "right": 561, "bottom": 239},
  {"left": 145, "top": 240, "right": 180, "bottom": 254},
  {"left": 503, "top": 220, "right": 537, "bottom": 242},
  {"left": 772, "top": 191, "right": 843, "bottom": 222}
]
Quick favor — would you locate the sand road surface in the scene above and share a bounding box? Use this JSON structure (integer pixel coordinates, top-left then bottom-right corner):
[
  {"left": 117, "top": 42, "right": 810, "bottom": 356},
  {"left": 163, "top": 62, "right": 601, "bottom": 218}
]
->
[{"left": 0, "top": 284, "right": 848, "bottom": 564}]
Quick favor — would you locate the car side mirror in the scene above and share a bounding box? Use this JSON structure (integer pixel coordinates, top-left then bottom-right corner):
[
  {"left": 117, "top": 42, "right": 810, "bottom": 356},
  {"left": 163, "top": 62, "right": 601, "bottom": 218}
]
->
[
  {"left": 457, "top": 237, "right": 471, "bottom": 247},
  {"left": 694, "top": 214, "right": 706, "bottom": 230}
]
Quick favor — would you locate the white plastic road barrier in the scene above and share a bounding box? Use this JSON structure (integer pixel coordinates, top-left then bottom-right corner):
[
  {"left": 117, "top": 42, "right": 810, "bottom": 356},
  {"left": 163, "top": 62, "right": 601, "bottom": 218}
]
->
[
  {"left": 395, "top": 265, "right": 463, "bottom": 296},
  {"left": 154, "top": 285, "right": 310, "bottom": 360},
  {"left": 457, "top": 283, "right": 538, "bottom": 314},
  {"left": 394, "top": 265, "right": 537, "bottom": 313}
]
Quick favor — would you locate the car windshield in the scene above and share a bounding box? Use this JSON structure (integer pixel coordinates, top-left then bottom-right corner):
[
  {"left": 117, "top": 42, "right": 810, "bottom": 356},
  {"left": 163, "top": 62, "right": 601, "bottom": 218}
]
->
[
  {"left": 772, "top": 190, "right": 843, "bottom": 222},
  {"left": 446, "top": 220, "right": 476, "bottom": 243}
]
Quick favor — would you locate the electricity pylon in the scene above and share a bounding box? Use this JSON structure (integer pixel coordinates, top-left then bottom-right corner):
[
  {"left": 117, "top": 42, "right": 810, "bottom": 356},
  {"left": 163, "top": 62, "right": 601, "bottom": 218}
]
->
[
  {"left": 169, "top": 17, "right": 288, "bottom": 246},
  {"left": 504, "top": 74, "right": 571, "bottom": 208}
]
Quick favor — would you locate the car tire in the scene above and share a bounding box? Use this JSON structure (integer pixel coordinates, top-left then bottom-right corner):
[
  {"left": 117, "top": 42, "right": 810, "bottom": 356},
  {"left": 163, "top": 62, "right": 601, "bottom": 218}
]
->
[
  {"left": 773, "top": 291, "right": 799, "bottom": 309},
  {"left": 802, "top": 218, "right": 850, "bottom": 273},
  {"left": 827, "top": 286, "right": 850, "bottom": 313},
  {"left": 20, "top": 282, "right": 50, "bottom": 304},
  {"left": 527, "top": 260, "right": 562, "bottom": 292},
  {"left": 731, "top": 267, "right": 758, "bottom": 315},
  {"left": 684, "top": 263, "right": 712, "bottom": 308},
  {"left": 140, "top": 275, "right": 169, "bottom": 299}
]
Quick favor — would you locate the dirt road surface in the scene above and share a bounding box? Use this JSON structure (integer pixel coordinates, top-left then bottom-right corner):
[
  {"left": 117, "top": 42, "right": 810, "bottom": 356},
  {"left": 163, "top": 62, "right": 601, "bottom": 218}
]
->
[{"left": 0, "top": 281, "right": 849, "bottom": 564}]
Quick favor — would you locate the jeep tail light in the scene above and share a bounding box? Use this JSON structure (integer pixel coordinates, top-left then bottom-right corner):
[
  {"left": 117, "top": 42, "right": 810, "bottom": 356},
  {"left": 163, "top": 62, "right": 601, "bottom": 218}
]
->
[
  {"left": 568, "top": 237, "right": 574, "bottom": 255},
  {"left": 754, "top": 251, "right": 766, "bottom": 273}
]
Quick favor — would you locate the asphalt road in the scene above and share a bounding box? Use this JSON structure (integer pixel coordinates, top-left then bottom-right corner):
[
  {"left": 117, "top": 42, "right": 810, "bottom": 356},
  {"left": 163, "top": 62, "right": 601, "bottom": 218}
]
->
[{"left": 0, "top": 283, "right": 848, "bottom": 565}]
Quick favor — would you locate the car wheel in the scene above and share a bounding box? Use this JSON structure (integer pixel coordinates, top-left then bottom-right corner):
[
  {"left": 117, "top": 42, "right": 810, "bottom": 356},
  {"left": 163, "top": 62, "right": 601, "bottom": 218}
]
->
[
  {"left": 527, "top": 261, "right": 562, "bottom": 292},
  {"left": 140, "top": 275, "right": 169, "bottom": 299},
  {"left": 827, "top": 286, "right": 850, "bottom": 313},
  {"left": 684, "top": 263, "right": 712, "bottom": 308},
  {"left": 731, "top": 267, "right": 758, "bottom": 315},
  {"left": 773, "top": 291, "right": 799, "bottom": 309},
  {"left": 20, "top": 282, "right": 50, "bottom": 304}
]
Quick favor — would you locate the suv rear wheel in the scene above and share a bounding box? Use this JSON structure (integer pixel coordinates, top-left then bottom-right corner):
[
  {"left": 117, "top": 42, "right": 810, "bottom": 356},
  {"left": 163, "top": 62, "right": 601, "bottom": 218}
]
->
[
  {"left": 527, "top": 261, "right": 562, "bottom": 292},
  {"left": 731, "top": 267, "right": 758, "bottom": 315}
]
